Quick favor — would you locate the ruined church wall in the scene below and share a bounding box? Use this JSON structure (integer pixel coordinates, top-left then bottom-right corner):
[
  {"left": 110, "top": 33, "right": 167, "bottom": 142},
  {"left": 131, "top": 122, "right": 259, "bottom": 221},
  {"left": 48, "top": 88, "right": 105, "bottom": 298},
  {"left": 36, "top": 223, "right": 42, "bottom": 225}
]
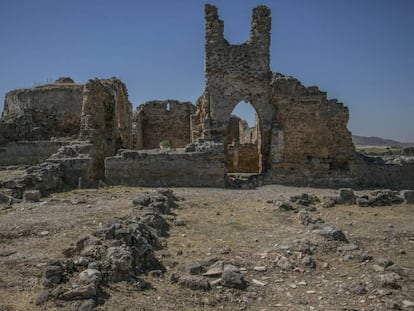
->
[
  {"left": 105, "top": 148, "right": 225, "bottom": 187},
  {"left": 269, "top": 73, "right": 356, "bottom": 185},
  {"left": 226, "top": 143, "right": 260, "bottom": 173},
  {"left": 204, "top": 4, "right": 274, "bottom": 140},
  {"left": 1, "top": 83, "right": 83, "bottom": 143},
  {"left": 132, "top": 100, "right": 196, "bottom": 149},
  {"left": 79, "top": 78, "right": 132, "bottom": 181}
]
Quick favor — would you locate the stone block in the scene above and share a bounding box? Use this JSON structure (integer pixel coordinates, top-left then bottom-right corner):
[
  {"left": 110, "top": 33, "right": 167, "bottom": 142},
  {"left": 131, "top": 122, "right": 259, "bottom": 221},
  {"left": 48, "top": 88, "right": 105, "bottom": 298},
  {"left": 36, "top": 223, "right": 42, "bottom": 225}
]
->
[
  {"left": 400, "top": 190, "right": 414, "bottom": 204},
  {"left": 23, "top": 190, "right": 41, "bottom": 202}
]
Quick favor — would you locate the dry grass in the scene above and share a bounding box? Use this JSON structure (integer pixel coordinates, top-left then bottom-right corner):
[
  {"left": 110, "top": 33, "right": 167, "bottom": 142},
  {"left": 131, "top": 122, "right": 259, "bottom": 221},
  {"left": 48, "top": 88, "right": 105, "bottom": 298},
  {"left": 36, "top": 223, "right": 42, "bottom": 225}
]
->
[{"left": 0, "top": 185, "right": 413, "bottom": 310}]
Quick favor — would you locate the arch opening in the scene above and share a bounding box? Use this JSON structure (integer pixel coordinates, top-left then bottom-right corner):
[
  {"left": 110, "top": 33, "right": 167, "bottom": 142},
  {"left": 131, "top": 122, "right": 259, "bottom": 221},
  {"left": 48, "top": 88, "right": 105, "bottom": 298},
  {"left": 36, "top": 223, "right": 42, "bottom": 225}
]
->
[{"left": 225, "top": 101, "right": 262, "bottom": 175}]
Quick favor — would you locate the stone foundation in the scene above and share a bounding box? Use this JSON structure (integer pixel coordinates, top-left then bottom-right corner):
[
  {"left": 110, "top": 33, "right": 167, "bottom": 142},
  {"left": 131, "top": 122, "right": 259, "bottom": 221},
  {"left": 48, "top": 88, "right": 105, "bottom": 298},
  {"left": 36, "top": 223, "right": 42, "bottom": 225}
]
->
[
  {"left": 0, "top": 141, "right": 66, "bottom": 166},
  {"left": 351, "top": 155, "right": 414, "bottom": 189},
  {"left": 105, "top": 144, "right": 225, "bottom": 188}
]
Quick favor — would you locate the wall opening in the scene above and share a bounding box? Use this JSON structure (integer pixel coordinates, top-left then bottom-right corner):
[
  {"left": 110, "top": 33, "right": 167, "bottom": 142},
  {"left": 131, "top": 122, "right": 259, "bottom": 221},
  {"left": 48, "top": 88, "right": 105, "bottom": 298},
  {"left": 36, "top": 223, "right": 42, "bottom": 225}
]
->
[{"left": 225, "top": 101, "right": 261, "bottom": 175}]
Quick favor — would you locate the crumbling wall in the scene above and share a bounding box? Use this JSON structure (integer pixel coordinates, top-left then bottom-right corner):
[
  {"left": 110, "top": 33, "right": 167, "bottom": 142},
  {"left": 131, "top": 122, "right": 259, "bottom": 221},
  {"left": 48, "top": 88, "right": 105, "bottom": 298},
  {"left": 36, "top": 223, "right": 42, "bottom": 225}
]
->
[
  {"left": 269, "top": 73, "right": 356, "bottom": 185},
  {"left": 226, "top": 142, "right": 260, "bottom": 173},
  {"left": 225, "top": 116, "right": 260, "bottom": 173},
  {"left": 0, "top": 141, "right": 66, "bottom": 166},
  {"left": 239, "top": 119, "right": 259, "bottom": 144},
  {"left": 0, "top": 78, "right": 83, "bottom": 144},
  {"left": 79, "top": 78, "right": 132, "bottom": 181},
  {"left": 194, "top": 4, "right": 276, "bottom": 174},
  {"left": 226, "top": 116, "right": 241, "bottom": 144},
  {"left": 191, "top": 91, "right": 212, "bottom": 141},
  {"left": 132, "top": 100, "right": 196, "bottom": 149},
  {"left": 105, "top": 143, "right": 225, "bottom": 187},
  {"left": 350, "top": 155, "right": 414, "bottom": 189}
]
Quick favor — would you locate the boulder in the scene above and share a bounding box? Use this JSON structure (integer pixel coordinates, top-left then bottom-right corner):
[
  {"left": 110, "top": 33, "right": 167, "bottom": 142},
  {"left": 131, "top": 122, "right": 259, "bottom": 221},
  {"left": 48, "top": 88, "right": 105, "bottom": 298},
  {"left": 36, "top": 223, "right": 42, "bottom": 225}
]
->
[
  {"left": 23, "top": 190, "right": 41, "bottom": 202},
  {"left": 339, "top": 188, "right": 355, "bottom": 204},
  {"left": 220, "top": 270, "right": 247, "bottom": 289},
  {"left": 320, "top": 199, "right": 335, "bottom": 208},
  {"left": 44, "top": 265, "right": 63, "bottom": 286},
  {"left": 179, "top": 263, "right": 203, "bottom": 275},
  {"left": 58, "top": 283, "right": 97, "bottom": 300},
  {"left": 106, "top": 246, "right": 134, "bottom": 282},
  {"left": 400, "top": 190, "right": 414, "bottom": 204},
  {"left": 275, "top": 200, "right": 293, "bottom": 211},
  {"left": 368, "top": 189, "right": 404, "bottom": 206},
  {"left": 0, "top": 192, "right": 13, "bottom": 204},
  {"left": 178, "top": 275, "right": 211, "bottom": 291},
  {"left": 356, "top": 197, "right": 370, "bottom": 207},
  {"left": 132, "top": 193, "right": 152, "bottom": 206},
  {"left": 317, "top": 225, "right": 347, "bottom": 242},
  {"left": 76, "top": 269, "right": 102, "bottom": 287}
]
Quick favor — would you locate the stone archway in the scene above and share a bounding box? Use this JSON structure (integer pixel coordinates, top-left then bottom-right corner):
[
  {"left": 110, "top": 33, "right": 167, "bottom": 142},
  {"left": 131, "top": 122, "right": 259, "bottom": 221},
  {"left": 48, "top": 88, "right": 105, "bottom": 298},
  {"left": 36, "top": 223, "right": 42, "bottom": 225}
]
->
[
  {"left": 225, "top": 101, "right": 262, "bottom": 174},
  {"left": 192, "top": 4, "right": 276, "bottom": 175}
]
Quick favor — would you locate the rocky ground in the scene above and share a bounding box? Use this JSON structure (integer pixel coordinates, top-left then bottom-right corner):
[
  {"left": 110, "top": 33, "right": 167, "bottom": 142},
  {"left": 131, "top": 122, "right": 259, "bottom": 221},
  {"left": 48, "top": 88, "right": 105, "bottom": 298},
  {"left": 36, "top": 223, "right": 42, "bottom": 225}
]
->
[{"left": 0, "top": 184, "right": 413, "bottom": 311}]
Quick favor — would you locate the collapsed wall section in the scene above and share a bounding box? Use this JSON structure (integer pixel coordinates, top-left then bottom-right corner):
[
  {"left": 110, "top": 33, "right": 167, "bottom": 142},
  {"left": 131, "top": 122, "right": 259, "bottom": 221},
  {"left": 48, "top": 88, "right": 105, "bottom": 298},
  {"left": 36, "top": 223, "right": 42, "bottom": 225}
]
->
[
  {"left": 0, "top": 79, "right": 83, "bottom": 144},
  {"left": 79, "top": 78, "right": 132, "bottom": 181},
  {"left": 350, "top": 155, "right": 414, "bottom": 189},
  {"left": 0, "top": 141, "right": 66, "bottom": 166},
  {"left": 269, "top": 73, "right": 356, "bottom": 185},
  {"left": 132, "top": 100, "right": 196, "bottom": 149}
]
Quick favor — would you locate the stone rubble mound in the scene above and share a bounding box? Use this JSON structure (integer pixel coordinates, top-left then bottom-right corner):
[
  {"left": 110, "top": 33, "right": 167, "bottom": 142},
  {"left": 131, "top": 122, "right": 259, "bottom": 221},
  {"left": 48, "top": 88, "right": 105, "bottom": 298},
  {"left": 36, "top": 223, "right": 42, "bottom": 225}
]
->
[
  {"left": 318, "top": 188, "right": 413, "bottom": 208},
  {"left": 35, "top": 189, "right": 178, "bottom": 310}
]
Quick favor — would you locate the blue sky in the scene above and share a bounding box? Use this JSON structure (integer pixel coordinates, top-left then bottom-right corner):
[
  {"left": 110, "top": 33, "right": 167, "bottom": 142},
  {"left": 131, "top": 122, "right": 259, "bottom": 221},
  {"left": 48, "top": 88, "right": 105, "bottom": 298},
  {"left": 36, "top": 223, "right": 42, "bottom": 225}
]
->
[{"left": 0, "top": 0, "right": 413, "bottom": 142}]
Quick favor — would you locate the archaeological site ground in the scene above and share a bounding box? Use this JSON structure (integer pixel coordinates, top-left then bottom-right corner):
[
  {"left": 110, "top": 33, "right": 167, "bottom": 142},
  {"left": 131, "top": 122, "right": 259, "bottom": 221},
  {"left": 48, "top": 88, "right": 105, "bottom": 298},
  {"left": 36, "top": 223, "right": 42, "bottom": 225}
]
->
[{"left": 0, "top": 4, "right": 413, "bottom": 311}]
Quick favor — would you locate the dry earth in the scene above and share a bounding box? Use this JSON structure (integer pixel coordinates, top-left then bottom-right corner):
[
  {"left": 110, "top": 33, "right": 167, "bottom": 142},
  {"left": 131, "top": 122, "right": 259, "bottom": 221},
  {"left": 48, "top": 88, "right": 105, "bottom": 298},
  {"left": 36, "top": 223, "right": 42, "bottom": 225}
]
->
[{"left": 0, "top": 184, "right": 413, "bottom": 311}]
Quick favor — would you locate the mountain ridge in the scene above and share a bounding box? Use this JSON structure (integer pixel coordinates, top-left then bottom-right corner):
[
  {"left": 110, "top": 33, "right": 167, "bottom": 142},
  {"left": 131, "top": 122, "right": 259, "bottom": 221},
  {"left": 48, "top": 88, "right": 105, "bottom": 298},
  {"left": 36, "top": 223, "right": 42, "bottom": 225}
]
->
[{"left": 352, "top": 135, "right": 414, "bottom": 147}]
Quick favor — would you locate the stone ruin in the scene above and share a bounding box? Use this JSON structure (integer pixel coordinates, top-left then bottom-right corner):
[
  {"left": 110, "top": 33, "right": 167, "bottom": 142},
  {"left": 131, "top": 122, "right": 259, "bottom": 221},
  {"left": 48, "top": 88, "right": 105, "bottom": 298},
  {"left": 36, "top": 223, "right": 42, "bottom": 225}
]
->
[{"left": 0, "top": 4, "right": 413, "bottom": 199}]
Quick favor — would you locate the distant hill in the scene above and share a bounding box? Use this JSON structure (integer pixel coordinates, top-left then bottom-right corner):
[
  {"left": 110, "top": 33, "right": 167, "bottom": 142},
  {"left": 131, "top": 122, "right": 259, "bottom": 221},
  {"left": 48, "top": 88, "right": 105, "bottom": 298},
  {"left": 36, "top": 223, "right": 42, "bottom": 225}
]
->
[{"left": 352, "top": 135, "right": 414, "bottom": 147}]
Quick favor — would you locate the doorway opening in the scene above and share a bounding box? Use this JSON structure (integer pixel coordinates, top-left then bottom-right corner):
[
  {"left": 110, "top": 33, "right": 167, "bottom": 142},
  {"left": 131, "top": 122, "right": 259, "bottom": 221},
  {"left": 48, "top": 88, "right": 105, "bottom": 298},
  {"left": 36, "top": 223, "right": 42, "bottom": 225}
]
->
[{"left": 225, "top": 101, "right": 262, "bottom": 176}]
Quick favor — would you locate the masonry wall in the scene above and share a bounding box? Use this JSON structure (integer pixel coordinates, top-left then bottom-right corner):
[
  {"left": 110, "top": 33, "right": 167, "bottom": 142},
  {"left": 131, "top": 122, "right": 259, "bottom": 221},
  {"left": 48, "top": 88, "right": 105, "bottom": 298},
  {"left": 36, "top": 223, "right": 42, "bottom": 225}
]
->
[
  {"left": 79, "top": 78, "right": 132, "bottom": 181},
  {"left": 0, "top": 141, "right": 66, "bottom": 166},
  {"left": 0, "top": 81, "right": 83, "bottom": 144},
  {"left": 350, "top": 156, "right": 414, "bottom": 189},
  {"left": 132, "top": 100, "right": 196, "bottom": 149},
  {"left": 226, "top": 116, "right": 241, "bottom": 143},
  {"left": 226, "top": 143, "right": 260, "bottom": 173},
  {"left": 203, "top": 4, "right": 274, "bottom": 142},
  {"left": 105, "top": 147, "right": 225, "bottom": 187},
  {"left": 239, "top": 119, "right": 259, "bottom": 144},
  {"left": 269, "top": 73, "right": 356, "bottom": 185}
]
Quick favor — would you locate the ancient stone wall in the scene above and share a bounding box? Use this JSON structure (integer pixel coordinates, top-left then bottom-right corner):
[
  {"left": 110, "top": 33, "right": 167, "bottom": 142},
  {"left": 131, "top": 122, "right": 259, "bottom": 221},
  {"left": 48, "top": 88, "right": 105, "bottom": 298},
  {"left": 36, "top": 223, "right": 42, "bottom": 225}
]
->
[
  {"left": 226, "top": 142, "right": 260, "bottom": 173},
  {"left": 239, "top": 119, "right": 258, "bottom": 144},
  {"left": 226, "top": 116, "right": 241, "bottom": 144},
  {"left": 105, "top": 143, "right": 225, "bottom": 187},
  {"left": 0, "top": 79, "right": 83, "bottom": 144},
  {"left": 350, "top": 155, "right": 414, "bottom": 189},
  {"left": 0, "top": 141, "right": 66, "bottom": 166},
  {"left": 79, "top": 78, "right": 132, "bottom": 181},
  {"left": 195, "top": 4, "right": 276, "bottom": 174},
  {"left": 269, "top": 73, "right": 356, "bottom": 185},
  {"left": 132, "top": 100, "right": 196, "bottom": 149},
  {"left": 191, "top": 91, "right": 212, "bottom": 141}
]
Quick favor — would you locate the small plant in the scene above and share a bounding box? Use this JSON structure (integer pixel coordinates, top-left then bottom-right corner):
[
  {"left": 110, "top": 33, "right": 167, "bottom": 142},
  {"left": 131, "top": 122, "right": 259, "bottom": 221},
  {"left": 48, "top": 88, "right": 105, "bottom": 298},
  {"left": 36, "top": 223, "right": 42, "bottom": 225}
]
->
[{"left": 159, "top": 139, "right": 172, "bottom": 149}]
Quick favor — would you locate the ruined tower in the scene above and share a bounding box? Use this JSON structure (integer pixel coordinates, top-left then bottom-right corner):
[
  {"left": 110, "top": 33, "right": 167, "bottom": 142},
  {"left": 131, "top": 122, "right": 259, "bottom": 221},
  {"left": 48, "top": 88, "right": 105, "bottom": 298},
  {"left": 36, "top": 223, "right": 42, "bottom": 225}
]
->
[{"left": 193, "top": 4, "right": 276, "bottom": 173}]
